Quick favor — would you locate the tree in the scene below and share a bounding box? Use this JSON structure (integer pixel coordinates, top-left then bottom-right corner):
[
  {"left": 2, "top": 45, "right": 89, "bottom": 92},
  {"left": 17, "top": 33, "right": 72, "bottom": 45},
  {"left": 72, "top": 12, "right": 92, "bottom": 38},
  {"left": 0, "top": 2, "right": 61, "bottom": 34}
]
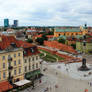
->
[
  {"left": 35, "top": 38, "right": 44, "bottom": 45},
  {"left": 58, "top": 38, "right": 65, "bottom": 44},
  {"left": 46, "top": 31, "right": 54, "bottom": 35},
  {"left": 71, "top": 44, "right": 76, "bottom": 49},
  {"left": 42, "top": 34, "right": 48, "bottom": 41},
  {"left": 26, "top": 39, "right": 33, "bottom": 43}
]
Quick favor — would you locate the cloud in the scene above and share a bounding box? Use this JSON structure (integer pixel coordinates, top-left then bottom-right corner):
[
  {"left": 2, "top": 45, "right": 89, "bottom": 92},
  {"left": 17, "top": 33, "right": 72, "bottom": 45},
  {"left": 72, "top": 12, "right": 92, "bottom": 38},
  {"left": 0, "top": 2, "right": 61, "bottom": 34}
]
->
[{"left": 0, "top": 0, "right": 92, "bottom": 26}]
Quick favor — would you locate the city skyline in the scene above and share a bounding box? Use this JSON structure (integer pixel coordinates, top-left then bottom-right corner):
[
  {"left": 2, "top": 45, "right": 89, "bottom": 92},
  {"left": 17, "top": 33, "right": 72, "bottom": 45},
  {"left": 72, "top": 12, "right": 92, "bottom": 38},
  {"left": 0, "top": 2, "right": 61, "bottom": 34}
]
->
[{"left": 0, "top": 0, "right": 92, "bottom": 26}]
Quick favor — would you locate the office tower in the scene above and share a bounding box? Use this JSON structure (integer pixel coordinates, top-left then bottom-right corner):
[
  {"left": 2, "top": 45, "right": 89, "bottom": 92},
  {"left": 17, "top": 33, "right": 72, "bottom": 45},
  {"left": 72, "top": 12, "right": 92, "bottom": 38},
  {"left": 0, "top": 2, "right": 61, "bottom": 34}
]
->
[
  {"left": 13, "top": 20, "right": 18, "bottom": 27},
  {"left": 4, "top": 19, "right": 9, "bottom": 27}
]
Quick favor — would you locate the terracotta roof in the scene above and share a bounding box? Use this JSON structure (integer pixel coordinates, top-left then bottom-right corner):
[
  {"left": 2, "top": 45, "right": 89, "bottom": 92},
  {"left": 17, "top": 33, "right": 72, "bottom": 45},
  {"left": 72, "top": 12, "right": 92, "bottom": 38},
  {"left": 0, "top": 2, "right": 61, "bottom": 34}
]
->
[
  {"left": 46, "top": 35, "right": 54, "bottom": 38},
  {"left": 0, "top": 35, "right": 20, "bottom": 50},
  {"left": 44, "top": 41, "right": 77, "bottom": 54},
  {"left": 18, "top": 41, "right": 40, "bottom": 56},
  {"left": 0, "top": 81, "right": 13, "bottom": 92},
  {"left": 87, "top": 32, "right": 92, "bottom": 36},
  {"left": 34, "top": 34, "right": 42, "bottom": 38},
  {"left": 18, "top": 40, "right": 34, "bottom": 48},
  {"left": 0, "top": 35, "right": 39, "bottom": 56}
]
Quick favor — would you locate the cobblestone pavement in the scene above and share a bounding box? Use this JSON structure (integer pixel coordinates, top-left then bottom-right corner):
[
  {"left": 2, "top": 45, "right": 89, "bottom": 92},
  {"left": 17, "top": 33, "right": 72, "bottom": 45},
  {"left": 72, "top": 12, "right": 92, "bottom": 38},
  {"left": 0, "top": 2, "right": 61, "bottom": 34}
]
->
[
  {"left": 20, "top": 74, "right": 57, "bottom": 92},
  {"left": 21, "top": 61, "right": 92, "bottom": 92}
]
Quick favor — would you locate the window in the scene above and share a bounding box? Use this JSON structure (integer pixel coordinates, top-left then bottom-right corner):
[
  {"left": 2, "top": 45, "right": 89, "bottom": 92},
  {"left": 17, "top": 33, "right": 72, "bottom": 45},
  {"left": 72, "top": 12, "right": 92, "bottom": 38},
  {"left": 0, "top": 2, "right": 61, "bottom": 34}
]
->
[
  {"left": 8, "top": 55, "right": 11, "bottom": 58},
  {"left": 10, "top": 43, "right": 17, "bottom": 48},
  {"left": 18, "top": 59, "right": 21, "bottom": 64},
  {"left": 14, "top": 54, "right": 16, "bottom": 58},
  {"left": 24, "top": 59, "right": 27, "bottom": 63},
  {"left": 29, "top": 58, "right": 31, "bottom": 62},
  {"left": 32, "top": 57, "right": 34, "bottom": 61},
  {"left": 29, "top": 65, "right": 31, "bottom": 70},
  {"left": 36, "top": 63, "right": 38, "bottom": 68},
  {"left": 19, "top": 68, "right": 21, "bottom": 74},
  {"left": 2, "top": 56, "right": 5, "bottom": 60},
  {"left": 3, "top": 63, "right": 5, "bottom": 68},
  {"left": 25, "top": 66, "right": 27, "bottom": 72},
  {"left": 14, "top": 61, "right": 16, "bottom": 66},
  {"left": 36, "top": 56, "right": 38, "bottom": 60},
  {"left": 30, "top": 48, "right": 34, "bottom": 53},
  {"left": 23, "top": 51, "right": 27, "bottom": 55},
  {"left": 3, "top": 72, "right": 6, "bottom": 79},
  {"left": 14, "top": 70, "right": 16, "bottom": 75},
  {"left": 18, "top": 53, "right": 20, "bottom": 56},
  {"left": 32, "top": 64, "right": 34, "bottom": 70}
]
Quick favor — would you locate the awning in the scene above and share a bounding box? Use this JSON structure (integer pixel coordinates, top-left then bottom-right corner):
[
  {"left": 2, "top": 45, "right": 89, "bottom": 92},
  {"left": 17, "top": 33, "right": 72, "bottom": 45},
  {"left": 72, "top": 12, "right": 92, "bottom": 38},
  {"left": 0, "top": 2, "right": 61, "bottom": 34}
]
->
[
  {"left": 25, "top": 69, "right": 41, "bottom": 79},
  {"left": 0, "top": 81, "right": 13, "bottom": 92},
  {"left": 14, "top": 79, "right": 31, "bottom": 86}
]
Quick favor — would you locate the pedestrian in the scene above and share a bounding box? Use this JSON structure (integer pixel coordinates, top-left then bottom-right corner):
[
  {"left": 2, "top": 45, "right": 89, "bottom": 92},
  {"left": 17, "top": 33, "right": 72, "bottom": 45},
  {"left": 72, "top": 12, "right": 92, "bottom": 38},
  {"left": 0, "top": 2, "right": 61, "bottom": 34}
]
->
[
  {"left": 90, "top": 82, "right": 92, "bottom": 86},
  {"left": 84, "top": 88, "right": 88, "bottom": 92}
]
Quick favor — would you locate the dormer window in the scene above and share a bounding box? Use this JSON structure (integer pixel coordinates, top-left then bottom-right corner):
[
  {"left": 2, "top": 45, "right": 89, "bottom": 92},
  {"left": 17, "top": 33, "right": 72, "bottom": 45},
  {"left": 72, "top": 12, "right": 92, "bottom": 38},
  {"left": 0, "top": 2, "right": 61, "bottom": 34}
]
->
[
  {"left": 30, "top": 48, "right": 35, "bottom": 53},
  {"left": 23, "top": 50, "right": 27, "bottom": 55},
  {"left": 10, "top": 43, "right": 17, "bottom": 48}
]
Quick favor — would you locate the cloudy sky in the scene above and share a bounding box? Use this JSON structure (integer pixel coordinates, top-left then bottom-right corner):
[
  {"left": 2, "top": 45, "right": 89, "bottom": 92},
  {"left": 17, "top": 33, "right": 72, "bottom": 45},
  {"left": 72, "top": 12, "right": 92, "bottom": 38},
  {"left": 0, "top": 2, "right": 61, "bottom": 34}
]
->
[{"left": 0, "top": 0, "right": 92, "bottom": 26}]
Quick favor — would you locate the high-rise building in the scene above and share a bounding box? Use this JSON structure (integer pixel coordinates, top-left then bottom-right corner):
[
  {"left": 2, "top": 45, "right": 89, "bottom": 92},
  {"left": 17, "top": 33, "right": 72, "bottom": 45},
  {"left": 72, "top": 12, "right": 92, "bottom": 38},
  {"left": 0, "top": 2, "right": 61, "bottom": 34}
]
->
[
  {"left": 13, "top": 20, "right": 18, "bottom": 27},
  {"left": 4, "top": 19, "right": 9, "bottom": 27}
]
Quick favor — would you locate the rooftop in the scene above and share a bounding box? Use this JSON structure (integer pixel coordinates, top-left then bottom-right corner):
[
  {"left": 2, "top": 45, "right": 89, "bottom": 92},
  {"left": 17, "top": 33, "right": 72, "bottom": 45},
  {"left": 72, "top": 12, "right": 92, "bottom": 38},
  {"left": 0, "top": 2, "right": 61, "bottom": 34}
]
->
[
  {"left": 0, "top": 81, "right": 13, "bottom": 92},
  {"left": 55, "top": 28, "right": 81, "bottom": 32}
]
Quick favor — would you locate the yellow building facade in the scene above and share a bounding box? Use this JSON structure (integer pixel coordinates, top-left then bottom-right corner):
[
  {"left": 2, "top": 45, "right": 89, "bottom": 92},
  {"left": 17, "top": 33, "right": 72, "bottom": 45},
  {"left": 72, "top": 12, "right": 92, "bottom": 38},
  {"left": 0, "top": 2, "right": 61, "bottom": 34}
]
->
[
  {"left": 0, "top": 35, "right": 41, "bottom": 88},
  {"left": 54, "top": 26, "right": 88, "bottom": 37},
  {"left": 0, "top": 48, "right": 24, "bottom": 83}
]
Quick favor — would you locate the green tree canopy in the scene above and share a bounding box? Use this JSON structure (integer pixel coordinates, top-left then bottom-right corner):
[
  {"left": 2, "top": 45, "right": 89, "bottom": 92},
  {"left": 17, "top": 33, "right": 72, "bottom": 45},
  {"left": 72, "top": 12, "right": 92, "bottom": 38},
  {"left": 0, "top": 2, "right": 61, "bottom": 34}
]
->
[
  {"left": 35, "top": 37, "right": 44, "bottom": 45},
  {"left": 71, "top": 44, "right": 76, "bottom": 49},
  {"left": 58, "top": 38, "right": 65, "bottom": 44},
  {"left": 26, "top": 39, "right": 33, "bottom": 43}
]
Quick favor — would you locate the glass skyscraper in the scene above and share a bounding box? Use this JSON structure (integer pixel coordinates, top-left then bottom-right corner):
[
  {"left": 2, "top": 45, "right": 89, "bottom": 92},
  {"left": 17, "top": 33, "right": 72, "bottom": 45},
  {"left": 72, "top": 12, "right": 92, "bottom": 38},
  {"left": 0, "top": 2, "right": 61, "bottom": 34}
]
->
[
  {"left": 13, "top": 20, "right": 18, "bottom": 27},
  {"left": 4, "top": 19, "right": 9, "bottom": 27}
]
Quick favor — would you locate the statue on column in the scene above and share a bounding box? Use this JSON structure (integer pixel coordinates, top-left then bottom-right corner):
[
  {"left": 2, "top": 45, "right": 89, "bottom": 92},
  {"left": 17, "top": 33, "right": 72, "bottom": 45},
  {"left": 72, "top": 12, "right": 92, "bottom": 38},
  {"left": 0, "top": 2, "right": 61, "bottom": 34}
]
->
[{"left": 78, "top": 58, "right": 90, "bottom": 71}]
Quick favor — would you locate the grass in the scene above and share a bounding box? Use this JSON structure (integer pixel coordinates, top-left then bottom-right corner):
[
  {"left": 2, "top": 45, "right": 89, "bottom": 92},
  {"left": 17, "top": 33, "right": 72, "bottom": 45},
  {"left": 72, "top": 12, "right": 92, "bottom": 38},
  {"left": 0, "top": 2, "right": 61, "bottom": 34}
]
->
[
  {"left": 39, "top": 53, "right": 44, "bottom": 57},
  {"left": 39, "top": 49, "right": 64, "bottom": 62}
]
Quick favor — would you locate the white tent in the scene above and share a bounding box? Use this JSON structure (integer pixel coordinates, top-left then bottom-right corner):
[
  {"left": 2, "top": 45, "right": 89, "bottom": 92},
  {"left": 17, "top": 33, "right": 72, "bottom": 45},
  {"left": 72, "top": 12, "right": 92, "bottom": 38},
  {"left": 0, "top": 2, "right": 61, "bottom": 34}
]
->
[{"left": 14, "top": 79, "right": 31, "bottom": 86}]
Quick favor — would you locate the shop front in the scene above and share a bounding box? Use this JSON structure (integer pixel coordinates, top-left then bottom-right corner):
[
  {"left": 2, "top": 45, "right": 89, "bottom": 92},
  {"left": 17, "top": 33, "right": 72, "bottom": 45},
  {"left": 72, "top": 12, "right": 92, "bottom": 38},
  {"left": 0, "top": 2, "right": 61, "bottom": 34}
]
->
[{"left": 25, "top": 69, "right": 42, "bottom": 80}]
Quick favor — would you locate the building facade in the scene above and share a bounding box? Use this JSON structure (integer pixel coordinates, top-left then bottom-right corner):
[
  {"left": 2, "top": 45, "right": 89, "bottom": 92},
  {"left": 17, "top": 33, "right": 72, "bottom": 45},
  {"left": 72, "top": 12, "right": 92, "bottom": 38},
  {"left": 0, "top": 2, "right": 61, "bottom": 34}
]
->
[
  {"left": 0, "top": 36, "right": 24, "bottom": 84},
  {"left": 0, "top": 35, "right": 41, "bottom": 86},
  {"left": 13, "top": 20, "right": 18, "bottom": 28},
  {"left": 54, "top": 25, "right": 88, "bottom": 38},
  {"left": 76, "top": 41, "right": 92, "bottom": 54},
  {"left": 4, "top": 19, "right": 9, "bottom": 27},
  {"left": 18, "top": 41, "right": 41, "bottom": 80}
]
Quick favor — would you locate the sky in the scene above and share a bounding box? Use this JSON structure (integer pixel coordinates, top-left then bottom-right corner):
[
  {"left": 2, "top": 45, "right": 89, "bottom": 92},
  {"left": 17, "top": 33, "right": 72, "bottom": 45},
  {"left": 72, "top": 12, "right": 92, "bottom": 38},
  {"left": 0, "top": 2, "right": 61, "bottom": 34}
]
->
[{"left": 0, "top": 0, "right": 92, "bottom": 26}]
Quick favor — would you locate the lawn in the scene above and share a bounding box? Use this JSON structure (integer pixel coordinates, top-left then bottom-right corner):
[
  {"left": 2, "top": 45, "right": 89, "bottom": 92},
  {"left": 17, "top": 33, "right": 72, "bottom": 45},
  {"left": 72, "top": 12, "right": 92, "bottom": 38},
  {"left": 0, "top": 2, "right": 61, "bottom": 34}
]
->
[{"left": 39, "top": 49, "right": 64, "bottom": 62}]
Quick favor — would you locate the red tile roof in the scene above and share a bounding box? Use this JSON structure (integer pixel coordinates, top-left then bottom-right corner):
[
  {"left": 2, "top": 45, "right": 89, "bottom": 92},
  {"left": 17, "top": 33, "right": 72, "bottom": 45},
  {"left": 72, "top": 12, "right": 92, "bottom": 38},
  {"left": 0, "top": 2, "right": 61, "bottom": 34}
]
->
[
  {"left": 18, "top": 41, "right": 40, "bottom": 56},
  {"left": 46, "top": 35, "right": 54, "bottom": 38},
  {"left": 0, "top": 81, "right": 13, "bottom": 92},
  {"left": 0, "top": 35, "right": 39, "bottom": 56},
  {"left": 0, "top": 35, "right": 20, "bottom": 50},
  {"left": 44, "top": 41, "right": 77, "bottom": 54},
  {"left": 18, "top": 40, "right": 34, "bottom": 48},
  {"left": 34, "top": 34, "right": 42, "bottom": 38}
]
